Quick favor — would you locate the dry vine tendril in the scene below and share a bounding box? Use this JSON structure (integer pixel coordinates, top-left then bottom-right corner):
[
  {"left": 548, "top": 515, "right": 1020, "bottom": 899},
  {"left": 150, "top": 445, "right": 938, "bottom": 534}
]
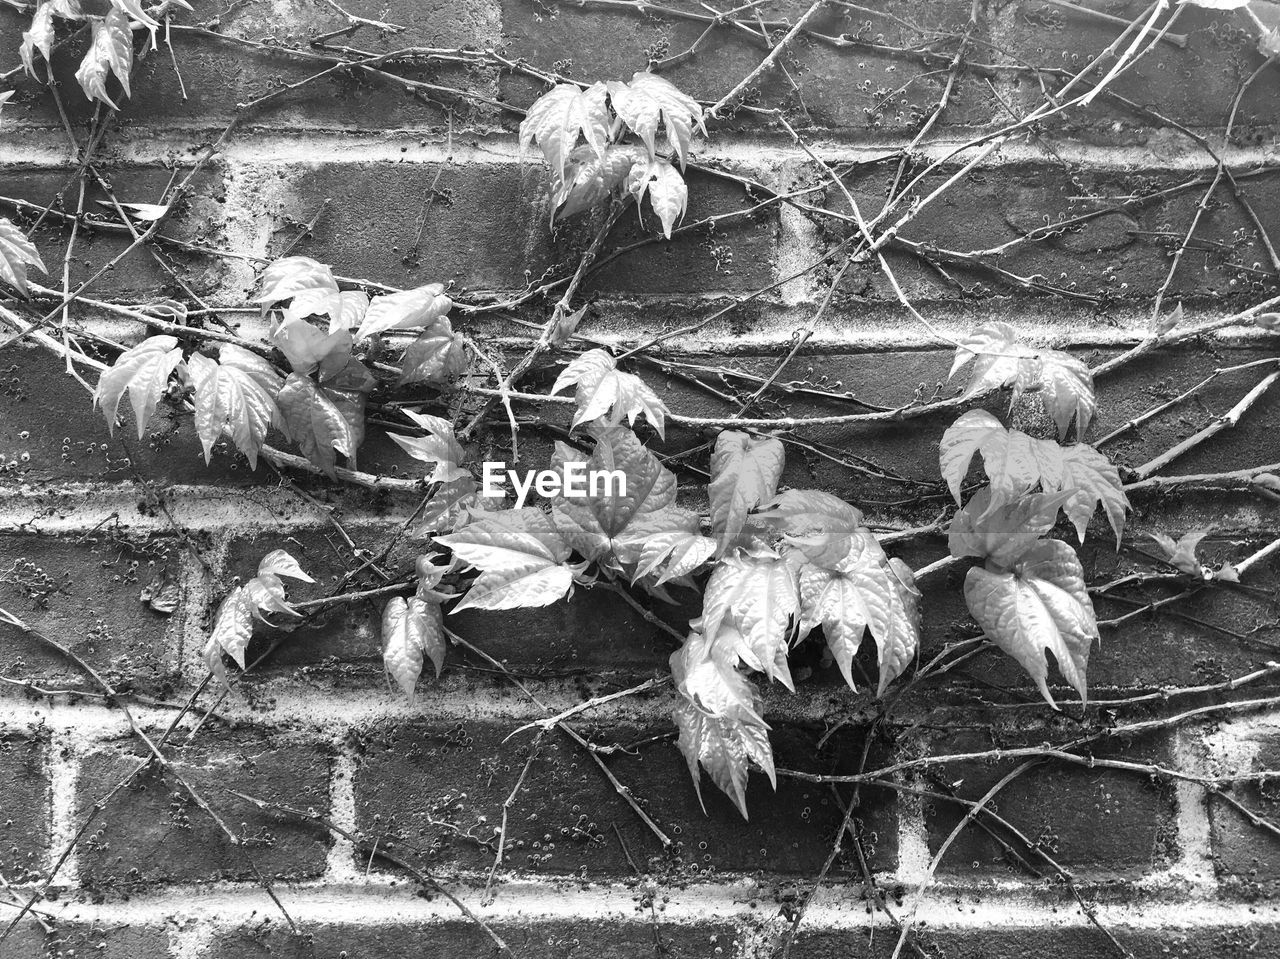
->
[{"left": 1, "top": 0, "right": 1280, "bottom": 952}]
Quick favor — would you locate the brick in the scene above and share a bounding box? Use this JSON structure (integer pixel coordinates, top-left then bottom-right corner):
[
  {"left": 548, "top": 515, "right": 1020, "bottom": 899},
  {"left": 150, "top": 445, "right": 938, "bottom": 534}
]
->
[
  {"left": 43, "top": 922, "right": 171, "bottom": 959},
  {"left": 0, "top": 735, "right": 50, "bottom": 885},
  {"left": 920, "top": 724, "right": 1179, "bottom": 875},
  {"left": 1001, "top": 0, "right": 1280, "bottom": 139},
  {"left": 0, "top": 165, "right": 227, "bottom": 298},
  {"left": 0, "top": 532, "right": 180, "bottom": 693},
  {"left": 498, "top": 0, "right": 998, "bottom": 131},
  {"left": 353, "top": 717, "right": 896, "bottom": 878},
  {"left": 1210, "top": 729, "right": 1280, "bottom": 882},
  {"left": 205, "top": 919, "right": 738, "bottom": 959},
  {"left": 75, "top": 733, "right": 330, "bottom": 891},
  {"left": 792, "top": 923, "right": 1280, "bottom": 958},
  {"left": 0, "top": 0, "right": 497, "bottom": 133},
  {"left": 821, "top": 161, "right": 1279, "bottom": 306},
  {"left": 246, "top": 158, "right": 776, "bottom": 297}
]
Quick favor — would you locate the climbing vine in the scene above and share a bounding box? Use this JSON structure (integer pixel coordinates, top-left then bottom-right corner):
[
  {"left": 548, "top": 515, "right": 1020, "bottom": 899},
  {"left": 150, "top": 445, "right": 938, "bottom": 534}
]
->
[{"left": 1, "top": 0, "right": 1280, "bottom": 955}]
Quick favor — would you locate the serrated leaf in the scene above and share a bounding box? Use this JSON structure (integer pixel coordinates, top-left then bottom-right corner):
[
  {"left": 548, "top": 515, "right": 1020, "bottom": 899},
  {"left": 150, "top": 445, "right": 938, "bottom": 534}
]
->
[
  {"left": 20, "top": 3, "right": 56, "bottom": 78},
  {"left": 754, "top": 489, "right": 864, "bottom": 569},
  {"left": 701, "top": 551, "right": 800, "bottom": 689},
  {"left": 1261, "top": 27, "right": 1280, "bottom": 57},
  {"left": 964, "top": 538, "right": 1097, "bottom": 707},
  {"left": 606, "top": 72, "right": 706, "bottom": 169},
  {"left": 257, "top": 548, "right": 314, "bottom": 583},
  {"left": 519, "top": 82, "right": 610, "bottom": 185},
  {"left": 111, "top": 0, "right": 158, "bottom": 29},
  {"left": 388, "top": 412, "right": 469, "bottom": 485},
  {"left": 708, "top": 430, "right": 785, "bottom": 555},
  {"left": 628, "top": 512, "right": 717, "bottom": 585},
  {"left": 277, "top": 372, "right": 358, "bottom": 478},
  {"left": 797, "top": 533, "right": 920, "bottom": 695},
  {"left": 553, "top": 144, "right": 644, "bottom": 222},
  {"left": 550, "top": 425, "right": 677, "bottom": 563},
  {"left": 187, "top": 347, "right": 283, "bottom": 469},
  {"left": 627, "top": 157, "right": 688, "bottom": 240},
  {"left": 356, "top": 283, "right": 453, "bottom": 340},
  {"left": 948, "top": 487, "right": 1075, "bottom": 570},
  {"left": 951, "top": 323, "right": 1096, "bottom": 438},
  {"left": 382, "top": 595, "right": 446, "bottom": 696},
  {"left": 940, "top": 413, "right": 1128, "bottom": 545},
  {"left": 550, "top": 349, "right": 668, "bottom": 438},
  {"left": 75, "top": 9, "right": 132, "bottom": 108},
  {"left": 93, "top": 334, "right": 184, "bottom": 439},
  {"left": 210, "top": 586, "right": 253, "bottom": 670},
  {"left": 271, "top": 320, "right": 352, "bottom": 377},
  {"left": 258, "top": 256, "right": 339, "bottom": 311},
  {"left": 283, "top": 288, "right": 369, "bottom": 334},
  {"left": 671, "top": 629, "right": 772, "bottom": 819},
  {"left": 436, "top": 508, "right": 575, "bottom": 611},
  {"left": 202, "top": 634, "right": 229, "bottom": 688},
  {"left": 396, "top": 317, "right": 466, "bottom": 386},
  {"left": 0, "top": 218, "right": 47, "bottom": 296},
  {"left": 1151, "top": 527, "right": 1211, "bottom": 576},
  {"left": 242, "top": 573, "right": 299, "bottom": 622}
]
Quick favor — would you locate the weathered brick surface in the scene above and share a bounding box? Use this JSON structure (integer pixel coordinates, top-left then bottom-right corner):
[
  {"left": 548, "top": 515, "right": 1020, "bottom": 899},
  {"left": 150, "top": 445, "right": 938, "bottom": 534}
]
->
[
  {"left": 920, "top": 725, "right": 1179, "bottom": 874},
  {"left": 1210, "top": 730, "right": 1280, "bottom": 883},
  {"left": 0, "top": 735, "right": 49, "bottom": 885},
  {"left": 0, "top": 532, "right": 180, "bottom": 691},
  {"left": 204, "top": 919, "right": 739, "bottom": 959},
  {"left": 75, "top": 734, "right": 331, "bottom": 891},
  {"left": 353, "top": 718, "right": 896, "bottom": 878},
  {"left": 0, "top": 166, "right": 226, "bottom": 298}
]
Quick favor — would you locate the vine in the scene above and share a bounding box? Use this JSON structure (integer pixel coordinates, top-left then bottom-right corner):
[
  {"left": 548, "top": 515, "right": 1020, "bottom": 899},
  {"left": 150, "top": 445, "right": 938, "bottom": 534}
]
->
[{"left": 0, "top": 0, "right": 1279, "bottom": 954}]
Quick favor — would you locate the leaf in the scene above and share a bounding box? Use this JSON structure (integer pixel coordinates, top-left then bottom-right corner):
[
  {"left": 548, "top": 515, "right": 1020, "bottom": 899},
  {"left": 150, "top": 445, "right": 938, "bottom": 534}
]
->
[
  {"left": 388, "top": 411, "right": 469, "bottom": 485},
  {"left": 1054, "top": 444, "right": 1129, "bottom": 547},
  {"left": 552, "top": 144, "right": 644, "bottom": 222},
  {"left": 1261, "top": 27, "right": 1280, "bottom": 57},
  {"left": 75, "top": 9, "right": 132, "bottom": 108},
  {"left": 209, "top": 586, "right": 253, "bottom": 670},
  {"left": 701, "top": 551, "right": 800, "bottom": 689},
  {"left": 519, "top": 82, "right": 610, "bottom": 184},
  {"left": 111, "top": 0, "right": 159, "bottom": 29},
  {"left": 1151, "top": 527, "right": 1211, "bottom": 577},
  {"left": 202, "top": 635, "right": 229, "bottom": 688},
  {"left": 283, "top": 288, "right": 369, "bottom": 333},
  {"left": 258, "top": 257, "right": 339, "bottom": 311},
  {"left": 948, "top": 487, "right": 1075, "bottom": 570},
  {"left": 242, "top": 573, "right": 298, "bottom": 622},
  {"left": 277, "top": 372, "right": 359, "bottom": 478},
  {"left": 951, "top": 323, "right": 1096, "bottom": 438},
  {"left": 670, "top": 629, "right": 773, "bottom": 818},
  {"left": 93, "top": 334, "right": 184, "bottom": 439},
  {"left": 940, "top": 412, "right": 1128, "bottom": 545},
  {"left": 271, "top": 320, "right": 353, "bottom": 377},
  {"left": 1155, "top": 302, "right": 1183, "bottom": 336},
  {"left": 606, "top": 72, "right": 706, "bottom": 169},
  {"left": 550, "top": 425, "right": 678, "bottom": 562},
  {"left": 258, "top": 548, "right": 314, "bottom": 582},
  {"left": 396, "top": 317, "right": 466, "bottom": 386},
  {"left": 356, "top": 283, "right": 453, "bottom": 340},
  {"left": 187, "top": 347, "right": 283, "bottom": 469},
  {"left": 382, "top": 595, "right": 446, "bottom": 696},
  {"left": 708, "top": 430, "right": 785, "bottom": 555},
  {"left": 20, "top": 3, "right": 56, "bottom": 78},
  {"left": 0, "top": 218, "right": 47, "bottom": 296},
  {"left": 797, "top": 534, "right": 920, "bottom": 696},
  {"left": 755, "top": 489, "right": 864, "bottom": 569},
  {"left": 435, "top": 508, "right": 576, "bottom": 611},
  {"left": 626, "top": 157, "right": 688, "bottom": 240},
  {"left": 631, "top": 515, "right": 717, "bottom": 585},
  {"left": 550, "top": 349, "right": 668, "bottom": 438},
  {"left": 139, "top": 567, "right": 180, "bottom": 615},
  {"left": 964, "top": 538, "right": 1098, "bottom": 707}
]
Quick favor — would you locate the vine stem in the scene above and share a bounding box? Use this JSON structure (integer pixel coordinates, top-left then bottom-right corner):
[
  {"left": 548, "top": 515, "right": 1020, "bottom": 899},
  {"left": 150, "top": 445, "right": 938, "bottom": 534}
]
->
[{"left": 706, "top": 0, "right": 828, "bottom": 118}]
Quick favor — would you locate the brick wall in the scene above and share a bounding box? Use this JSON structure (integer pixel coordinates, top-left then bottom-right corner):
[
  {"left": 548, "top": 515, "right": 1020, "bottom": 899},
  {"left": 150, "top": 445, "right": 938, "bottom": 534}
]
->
[{"left": 1, "top": 0, "right": 1279, "bottom": 956}]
